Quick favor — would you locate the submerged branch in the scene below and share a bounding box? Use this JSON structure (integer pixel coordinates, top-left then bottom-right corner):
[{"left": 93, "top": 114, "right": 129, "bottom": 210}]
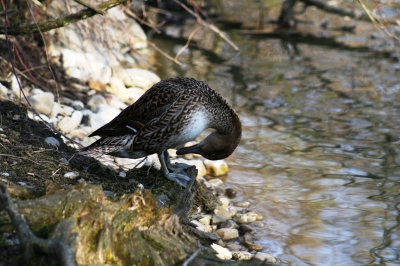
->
[{"left": 0, "top": 0, "right": 126, "bottom": 35}]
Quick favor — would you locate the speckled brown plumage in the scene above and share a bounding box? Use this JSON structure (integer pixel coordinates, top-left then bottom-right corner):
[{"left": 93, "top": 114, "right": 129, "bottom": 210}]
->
[{"left": 79, "top": 77, "right": 242, "bottom": 186}]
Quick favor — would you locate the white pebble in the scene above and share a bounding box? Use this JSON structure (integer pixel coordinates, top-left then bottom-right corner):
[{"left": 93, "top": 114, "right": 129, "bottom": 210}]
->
[
  {"left": 17, "top": 182, "right": 27, "bottom": 186},
  {"left": 77, "top": 178, "right": 85, "bottom": 183},
  {"left": 64, "top": 171, "right": 79, "bottom": 179},
  {"left": 119, "top": 171, "right": 127, "bottom": 178},
  {"left": 211, "top": 243, "right": 232, "bottom": 260},
  {"left": 1, "top": 172, "right": 10, "bottom": 177},
  {"left": 218, "top": 196, "right": 231, "bottom": 207},
  {"left": 45, "top": 137, "right": 60, "bottom": 147}
]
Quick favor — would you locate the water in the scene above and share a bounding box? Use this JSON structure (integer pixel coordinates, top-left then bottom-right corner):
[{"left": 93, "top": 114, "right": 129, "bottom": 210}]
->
[{"left": 148, "top": 2, "right": 400, "bottom": 265}]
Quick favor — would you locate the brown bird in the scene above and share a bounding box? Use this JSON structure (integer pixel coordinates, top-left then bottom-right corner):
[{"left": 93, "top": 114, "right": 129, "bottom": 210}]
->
[{"left": 79, "top": 77, "right": 242, "bottom": 187}]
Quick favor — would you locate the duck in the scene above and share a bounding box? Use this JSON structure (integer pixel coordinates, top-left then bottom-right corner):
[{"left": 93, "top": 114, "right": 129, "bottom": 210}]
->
[{"left": 79, "top": 77, "right": 242, "bottom": 187}]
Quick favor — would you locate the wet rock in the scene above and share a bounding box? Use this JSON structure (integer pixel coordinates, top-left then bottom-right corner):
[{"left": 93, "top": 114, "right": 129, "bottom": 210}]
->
[
  {"left": 218, "top": 196, "right": 230, "bottom": 207},
  {"left": 251, "top": 221, "right": 265, "bottom": 227},
  {"left": 208, "top": 178, "right": 223, "bottom": 187},
  {"left": 204, "top": 159, "right": 229, "bottom": 177},
  {"left": 225, "top": 188, "right": 237, "bottom": 198},
  {"left": 172, "top": 158, "right": 206, "bottom": 178},
  {"left": 58, "top": 111, "right": 83, "bottom": 133},
  {"left": 211, "top": 215, "right": 226, "bottom": 225},
  {"left": 254, "top": 252, "right": 277, "bottom": 262},
  {"left": 125, "top": 87, "right": 145, "bottom": 104},
  {"left": 116, "top": 68, "right": 160, "bottom": 90},
  {"left": 210, "top": 243, "right": 232, "bottom": 260},
  {"left": 242, "top": 233, "right": 264, "bottom": 251},
  {"left": 232, "top": 251, "right": 252, "bottom": 261},
  {"left": 238, "top": 224, "right": 256, "bottom": 234},
  {"left": 215, "top": 228, "right": 239, "bottom": 240},
  {"left": 45, "top": 137, "right": 60, "bottom": 148},
  {"left": 234, "top": 201, "right": 251, "bottom": 208},
  {"left": 87, "top": 94, "right": 107, "bottom": 112},
  {"left": 28, "top": 92, "right": 55, "bottom": 116},
  {"left": 214, "top": 206, "right": 236, "bottom": 220},
  {"left": 226, "top": 243, "right": 242, "bottom": 251},
  {"left": 219, "top": 220, "right": 238, "bottom": 229},
  {"left": 233, "top": 212, "right": 262, "bottom": 224}
]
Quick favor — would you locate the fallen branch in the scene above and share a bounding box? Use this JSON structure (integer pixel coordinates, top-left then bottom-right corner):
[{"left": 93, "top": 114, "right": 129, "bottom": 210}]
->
[
  {"left": 0, "top": 184, "right": 76, "bottom": 266},
  {"left": 0, "top": 0, "right": 127, "bottom": 35}
]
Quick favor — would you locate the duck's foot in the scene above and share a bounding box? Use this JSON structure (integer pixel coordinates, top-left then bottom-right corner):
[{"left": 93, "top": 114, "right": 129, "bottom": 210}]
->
[
  {"left": 158, "top": 152, "right": 191, "bottom": 187},
  {"left": 163, "top": 151, "right": 191, "bottom": 171}
]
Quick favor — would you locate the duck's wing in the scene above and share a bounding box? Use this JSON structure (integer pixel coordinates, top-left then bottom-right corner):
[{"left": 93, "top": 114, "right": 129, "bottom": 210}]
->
[{"left": 89, "top": 81, "right": 186, "bottom": 137}]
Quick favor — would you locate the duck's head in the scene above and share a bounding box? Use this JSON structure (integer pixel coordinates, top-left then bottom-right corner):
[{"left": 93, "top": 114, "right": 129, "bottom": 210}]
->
[{"left": 176, "top": 131, "right": 241, "bottom": 160}]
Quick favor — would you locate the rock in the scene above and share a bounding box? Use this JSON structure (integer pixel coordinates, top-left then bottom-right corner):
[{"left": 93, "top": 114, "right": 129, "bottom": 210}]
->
[
  {"left": 232, "top": 251, "right": 253, "bottom": 261},
  {"left": 71, "top": 100, "right": 85, "bottom": 110},
  {"left": 219, "top": 220, "right": 238, "bottom": 229},
  {"left": 215, "top": 228, "right": 239, "bottom": 241},
  {"left": 64, "top": 171, "right": 79, "bottom": 179},
  {"left": 144, "top": 154, "right": 160, "bottom": 170},
  {"left": 69, "top": 127, "right": 92, "bottom": 139},
  {"left": 238, "top": 224, "right": 256, "bottom": 234},
  {"left": 33, "top": 114, "right": 50, "bottom": 123},
  {"left": 210, "top": 243, "right": 232, "bottom": 260},
  {"left": 95, "top": 105, "right": 120, "bottom": 123},
  {"left": 211, "top": 215, "right": 227, "bottom": 225},
  {"left": 190, "top": 220, "right": 205, "bottom": 231},
  {"left": 60, "top": 105, "right": 74, "bottom": 116},
  {"left": 119, "top": 171, "right": 126, "bottom": 178},
  {"left": 106, "top": 94, "right": 128, "bottom": 110},
  {"left": 58, "top": 111, "right": 83, "bottom": 133},
  {"left": 254, "top": 252, "right": 276, "bottom": 263},
  {"left": 61, "top": 49, "right": 112, "bottom": 83},
  {"left": 214, "top": 206, "right": 236, "bottom": 220},
  {"left": 87, "top": 94, "right": 107, "bottom": 112},
  {"left": 50, "top": 102, "right": 62, "bottom": 118},
  {"left": 198, "top": 215, "right": 211, "bottom": 226},
  {"left": 234, "top": 201, "right": 251, "bottom": 208},
  {"left": 115, "top": 158, "right": 145, "bottom": 169},
  {"left": 204, "top": 159, "right": 229, "bottom": 177},
  {"left": 218, "top": 196, "right": 230, "bottom": 207},
  {"left": 115, "top": 68, "right": 160, "bottom": 90},
  {"left": 242, "top": 233, "right": 264, "bottom": 251},
  {"left": 208, "top": 178, "right": 223, "bottom": 187},
  {"left": 107, "top": 77, "right": 127, "bottom": 102},
  {"left": 233, "top": 212, "right": 262, "bottom": 224},
  {"left": 89, "top": 113, "right": 106, "bottom": 132},
  {"left": 28, "top": 92, "right": 55, "bottom": 116},
  {"left": 31, "top": 88, "right": 44, "bottom": 95},
  {"left": 45, "top": 137, "right": 60, "bottom": 148},
  {"left": 225, "top": 188, "right": 237, "bottom": 198},
  {"left": 0, "top": 82, "right": 8, "bottom": 95},
  {"left": 226, "top": 243, "right": 243, "bottom": 251},
  {"left": 125, "top": 87, "right": 145, "bottom": 104},
  {"left": 88, "top": 81, "right": 106, "bottom": 92}
]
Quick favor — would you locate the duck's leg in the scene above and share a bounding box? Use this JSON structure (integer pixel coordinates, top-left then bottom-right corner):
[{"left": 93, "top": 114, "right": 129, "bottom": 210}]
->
[
  {"left": 158, "top": 152, "right": 191, "bottom": 187},
  {"left": 163, "top": 150, "right": 191, "bottom": 171}
]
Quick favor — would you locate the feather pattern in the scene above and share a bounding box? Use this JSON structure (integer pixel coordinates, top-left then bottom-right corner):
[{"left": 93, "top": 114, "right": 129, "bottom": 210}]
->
[{"left": 79, "top": 77, "right": 241, "bottom": 165}]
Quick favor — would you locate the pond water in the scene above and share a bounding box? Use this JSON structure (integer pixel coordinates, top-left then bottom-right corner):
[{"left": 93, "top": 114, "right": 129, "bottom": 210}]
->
[{"left": 149, "top": 2, "right": 400, "bottom": 265}]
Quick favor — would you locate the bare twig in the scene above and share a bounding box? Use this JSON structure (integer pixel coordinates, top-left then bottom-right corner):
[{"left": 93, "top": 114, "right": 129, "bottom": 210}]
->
[
  {"left": 123, "top": 7, "right": 161, "bottom": 34},
  {"left": 173, "top": 0, "right": 239, "bottom": 51},
  {"left": 174, "top": 26, "right": 201, "bottom": 62},
  {"left": 0, "top": 0, "right": 127, "bottom": 35},
  {"left": 0, "top": 184, "right": 76, "bottom": 266},
  {"left": 147, "top": 40, "right": 182, "bottom": 66},
  {"left": 73, "top": 0, "right": 107, "bottom": 15}
]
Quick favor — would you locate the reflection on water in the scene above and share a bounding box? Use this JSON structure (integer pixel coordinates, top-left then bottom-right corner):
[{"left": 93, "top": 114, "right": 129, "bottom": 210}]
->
[{"left": 149, "top": 8, "right": 400, "bottom": 265}]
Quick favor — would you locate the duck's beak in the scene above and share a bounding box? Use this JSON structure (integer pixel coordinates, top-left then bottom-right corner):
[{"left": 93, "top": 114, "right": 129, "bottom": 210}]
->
[{"left": 176, "top": 144, "right": 201, "bottom": 155}]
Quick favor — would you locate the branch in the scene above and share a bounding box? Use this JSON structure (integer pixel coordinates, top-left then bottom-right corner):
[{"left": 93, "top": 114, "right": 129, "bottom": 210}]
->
[
  {"left": 0, "top": 0, "right": 127, "bottom": 35},
  {"left": 0, "top": 184, "right": 76, "bottom": 266}
]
